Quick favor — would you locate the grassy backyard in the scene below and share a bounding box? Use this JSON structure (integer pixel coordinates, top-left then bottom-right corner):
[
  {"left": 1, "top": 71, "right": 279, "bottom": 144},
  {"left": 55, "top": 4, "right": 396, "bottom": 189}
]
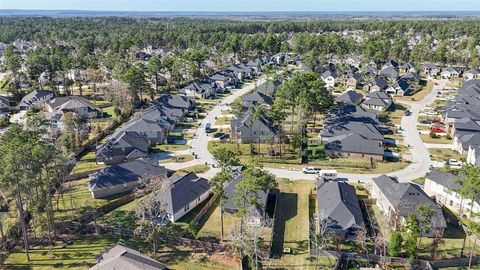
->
[
  {"left": 150, "top": 144, "right": 190, "bottom": 152},
  {"left": 2, "top": 235, "right": 235, "bottom": 270},
  {"left": 429, "top": 148, "right": 463, "bottom": 162},
  {"left": 420, "top": 134, "right": 453, "bottom": 144},
  {"left": 265, "top": 180, "right": 337, "bottom": 269},
  {"left": 71, "top": 150, "right": 106, "bottom": 174}
]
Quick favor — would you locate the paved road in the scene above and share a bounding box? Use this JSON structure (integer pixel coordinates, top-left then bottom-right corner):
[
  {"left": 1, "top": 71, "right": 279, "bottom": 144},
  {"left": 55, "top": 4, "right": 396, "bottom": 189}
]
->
[
  {"left": 189, "top": 76, "right": 445, "bottom": 183},
  {"left": 190, "top": 77, "right": 267, "bottom": 179}
]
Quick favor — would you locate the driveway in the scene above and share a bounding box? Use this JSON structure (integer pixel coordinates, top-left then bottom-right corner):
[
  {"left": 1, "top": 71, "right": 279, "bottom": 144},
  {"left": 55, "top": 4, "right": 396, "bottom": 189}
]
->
[{"left": 188, "top": 77, "right": 444, "bottom": 184}]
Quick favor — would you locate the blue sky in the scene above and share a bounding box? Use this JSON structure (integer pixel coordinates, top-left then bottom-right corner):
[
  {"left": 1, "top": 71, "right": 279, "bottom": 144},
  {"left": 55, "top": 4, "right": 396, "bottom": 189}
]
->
[{"left": 1, "top": 0, "right": 479, "bottom": 11}]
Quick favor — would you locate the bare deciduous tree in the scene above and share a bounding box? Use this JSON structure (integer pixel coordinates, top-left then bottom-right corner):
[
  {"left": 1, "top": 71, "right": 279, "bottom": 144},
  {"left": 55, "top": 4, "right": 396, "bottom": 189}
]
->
[
  {"left": 231, "top": 213, "right": 274, "bottom": 270},
  {"left": 134, "top": 175, "right": 170, "bottom": 253}
]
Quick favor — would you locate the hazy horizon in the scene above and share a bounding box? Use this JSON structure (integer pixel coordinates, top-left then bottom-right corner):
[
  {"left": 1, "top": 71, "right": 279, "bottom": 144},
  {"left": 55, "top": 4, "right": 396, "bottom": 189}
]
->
[{"left": 1, "top": 0, "right": 480, "bottom": 12}]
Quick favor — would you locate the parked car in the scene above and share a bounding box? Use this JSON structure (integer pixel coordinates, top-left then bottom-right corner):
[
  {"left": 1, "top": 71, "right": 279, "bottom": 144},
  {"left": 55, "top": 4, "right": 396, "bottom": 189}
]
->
[
  {"left": 448, "top": 159, "right": 462, "bottom": 169},
  {"left": 302, "top": 167, "right": 320, "bottom": 174},
  {"left": 404, "top": 110, "right": 412, "bottom": 116},
  {"left": 419, "top": 120, "right": 431, "bottom": 125},
  {"left": 213, "top": 132, "right": 225, "bottom": 139}
]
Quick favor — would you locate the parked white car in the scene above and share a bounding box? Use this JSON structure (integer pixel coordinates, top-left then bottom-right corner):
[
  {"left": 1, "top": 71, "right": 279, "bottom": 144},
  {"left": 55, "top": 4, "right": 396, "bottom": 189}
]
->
[{"left": 448, "top": 159, "right": 462, "bottom": 169}]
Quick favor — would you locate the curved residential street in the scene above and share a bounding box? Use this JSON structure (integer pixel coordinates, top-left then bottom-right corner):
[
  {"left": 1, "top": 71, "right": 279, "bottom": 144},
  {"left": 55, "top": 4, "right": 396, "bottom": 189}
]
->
[{"left": 190, "top": 76, "right": 445, "bottom": 183}]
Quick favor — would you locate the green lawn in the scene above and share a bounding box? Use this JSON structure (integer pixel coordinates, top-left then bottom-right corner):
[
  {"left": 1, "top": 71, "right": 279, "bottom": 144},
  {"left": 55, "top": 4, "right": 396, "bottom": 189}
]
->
[
  {"left": 3, "top": 235, "right": 235, "bottom": 270},
  {"left": 264, "top": 180, "right": 337, "bottom": 269},
  {"left": 96, "top": 199, "right": 138, "bottom": 230},
  {"left": 159, "top": 154, "right": 194, "bottom": 164},
  {"left": 421, "top": 134, "right": 453, "bottom": 144},
  {"left": 71, "top": 150, "right": 106, "bottom": 174},
  {"left": 387, "top": 103, "right": 410, "bottom": 126},
  {"left": 178, "top": 164, "right": 211, "bottom": 175},
  {"left": 429, "top": 148, "right": 463, "bottom": 162},
  {"left": 214, "top": 117, "right": 232, "bottom": 126},
  {"left": 101, "top": 106, "right": 117, "bottom": 118},
  {"left": 54, "top": 177, "right": 118, "bottom": 220},
  {"left": 151, "top": 144, "right": 190, "bottom": 152}
]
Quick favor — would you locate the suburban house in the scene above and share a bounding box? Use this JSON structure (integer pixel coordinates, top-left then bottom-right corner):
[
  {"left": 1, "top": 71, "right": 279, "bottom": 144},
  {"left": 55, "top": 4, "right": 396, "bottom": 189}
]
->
[
  {"left": 385, "top": 79, "right": 410, "bottom": 97},
  {"left": 223, "top": 171, "right": 271, "bottom": 226},
  {"left": 399, "top": 62, "right": 416, "bottom": 73},
  {"left": 464, "top": 69, "right": 480, "bottom": 81},
  {"left": 321, "top": 70, "right": 337, "bottom": 89},
  {"left": 345, "top": 55, "right": 362, "bottom": 68},
  {"left": 401, "top": 72, "right": 421, "bottom": 83},
  {"left": 209, "top": 72, "right": 237, "bottom": 89},
  {"left": 379, "top": 66, "right": 399, "bottom": 81},
  {"left": 88, "top": 159, "right": 167, "bottom": 199},
  {"left": 96, "top": 131, "right": 150, "bottom": 165},
  {"left": 90, "top": 243, "right": 167, "bottom": 270},
  {"left": 453, "top": 132, "right": 480, "bottom": 156},
  {"left": 364, "top": 76, "right": 388, "bottom": 92},
  {"left": 113, "top": 117, "right": 168, "bottom": 146},
  {"left": 242, "top": 91, "right": 273, "bottom": 109},
  {"left": 467, "top": 145, "right": 480, "bottom": 166},
  {"left": 335, "top": 90, "right": 364, "bottom": 105},
  {"left": 363, "top": 65, "right": 378, "bottom": 77},
  {"left": 230, "top": 111, "right": 277, "bottom": 144},
  {"left": 246, "top": 59, "right": 263, "bottom": 74},
  {"left": 441, "top": 67, "right": 461, "bottom": 79},
  {"left": 425, "top": 170, "right": 480, "bottom": 217},
  {"left": 154, "top": 94, "right": 195, "bottom": 121},
  {"left": 424, "top": 63, "right": 440, "bottom": 77},
  {"left": 155, "top": 172, "right": 211, "bottom": 223},
  {"left": 316, "top": 180, "right": 365, "bottom": 237},
  {"left": 179, "top": 78, "right": 218, "bottom": 99},
  {"left": 0, "top": 96, "right": 10, "bottom": 112},
  {"left": 256, "top": 80, "right": 282, "bottom": 97},
  {"left": 324, "top": 133, "right": 384, "bottom": 161},
  {"left": 370, "top": 174, "right": 446, "bottom": 237},
  {"left": 362, "top": 91, "right": 393, "bottom": 111},
  {"left": 343, "top": 72, "right": 362, "bottom": 89},
  {"left": 45, "top": 96, "right": 102, "bottom": 118},
  {"left": 18, "top": 89, "right": 54, "bottom": 110}
]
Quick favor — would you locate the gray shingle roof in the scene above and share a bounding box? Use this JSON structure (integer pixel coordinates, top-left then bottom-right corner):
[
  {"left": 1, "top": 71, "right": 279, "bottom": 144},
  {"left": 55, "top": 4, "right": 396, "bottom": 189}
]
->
[
  {"left": 372, "top": 174, "right": 446, "bottom": 228},
  {"left": 223, "top": 172, "right": 269, "bottom": 217},
  {"left": 88, "top": 159, "right": 167, "bottom": 191},
  {"left": 321, "top": 120, "right": 384, "bottom": 141},
  {"left": 242, "top": 92, "right": 273, "bottom": 107},
  {"left": 325, "top": 133, "right": 384, "bottom": 156},
  {"left": 335, "top": 90, "right": 363, "bottom": 105},
  {"left": 317, "top": 181, "right": 365, "bottom": 231},
  {"left": 90, "top": 243, "right": 167, "bottom": 270},
  {"left": 156, "top": 172, "right": 211, "bottom": 215},
  {"left": 48, "top": 96, "right": 101, "bottom": 113}
]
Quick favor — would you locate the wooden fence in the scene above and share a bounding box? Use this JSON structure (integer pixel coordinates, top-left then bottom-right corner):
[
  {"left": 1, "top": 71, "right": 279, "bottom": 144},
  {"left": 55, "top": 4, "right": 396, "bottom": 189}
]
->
[{"left": 191, "top": 193, "right": 218, "bottom": 224}]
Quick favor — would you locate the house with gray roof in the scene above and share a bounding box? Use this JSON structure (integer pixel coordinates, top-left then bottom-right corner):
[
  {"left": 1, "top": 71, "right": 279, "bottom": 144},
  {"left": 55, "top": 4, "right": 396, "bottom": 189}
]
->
[
  {"left": 453, "top": 132, "right": 480, "bottom": 155},
  {"left": 379, "top": 66, "right": 399, "bottom": 81},
  {"left": 364, "top": 76, "right": 388, "bottom": 92},
  {"left": 90, "top": 243, "right": 167, "bottom": 270},
  {"left": 325, "top": 105, "right": 379, "bottom": 126},
  {"left": 321, "top": 70, "right": 337, "bottom": 89},
  {"left": 242, "top": 92, "right": 273, "bottom": 109},
  {"left": 464, "top": 69, "right": 480, "bottom": 81},
  {"left": 18, "top": 89, "right": 54, "bottom": 110},
  {"left": 370, "top": 174, "right": 446, "bottom": 236},
  {"left": 316, "top": 180, "right": 365, "bottom": 237},
  {"left": 230, "top": 111, "right": 277, "bottom": 144},
  {"left": 441, "top": 67, "right": 460, "bottom": 79},
  {"left": 0, "top": 96, "right": 10, "bottom": 112},
  {"left": 320, "top": 120, "right": 384, "bottom": 143},
  {"left": 425, "top": 170, "right": 480, "bottom": 217},
  {"left": 46, "top": 96, "right": 102, "bottom": 119},
  {"left": 88, "top": 159, "right": 167, "bottom": 199},
  {"left": 96, "top": 131, "right": 150, "bottom": 165},
  {"left": 112, "top": 118, "right": 167, "bottom": 146},
  {"left": 256, "top": 80, "right": 282, "bottom": 97},
  {"left": 324, "top": 133, "right": 384, "bottom": 161},
  {"left": 401, "top": 72, "right": 421, "bottom": 83},
  {"left": 209, "top": 71, "right": 237, "bottom": 89},
  {"left": 335, "top": 90, "right": 363, "bottom": 106},
  {"left": 399, "top": 62, "right": 416, "bottom": 73},
  {"left": 223, "top": 171, "right": 271, "bottom": 226},
  {"left": 362, "top": 91, "right": 393, "bottom": 111},
  {"left": 155, "top": 172, "right": 211, "bottom": 222},
  {"left": 467, "top": 145, "right": 480, "bottom": 167},
  {"left": 179, "top": 78, "right": 218, "bottom": 99},
  {"left": 424, "top": 63, "right": 440, "bottom": 76},
  {"left": 385, "top": 79, "right": 410, "bottom": 97}
]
